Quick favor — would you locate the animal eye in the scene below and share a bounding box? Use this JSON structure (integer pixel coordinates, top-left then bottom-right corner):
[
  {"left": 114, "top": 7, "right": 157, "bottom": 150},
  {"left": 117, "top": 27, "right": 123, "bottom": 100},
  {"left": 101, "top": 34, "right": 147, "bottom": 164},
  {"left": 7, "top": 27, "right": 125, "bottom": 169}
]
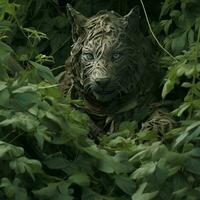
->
[
  {"left": 112, "top": 53, "right": 121, "bottom": 61},
  {"left": 82, "top": 53, "right": 94, "bottom": 61}
]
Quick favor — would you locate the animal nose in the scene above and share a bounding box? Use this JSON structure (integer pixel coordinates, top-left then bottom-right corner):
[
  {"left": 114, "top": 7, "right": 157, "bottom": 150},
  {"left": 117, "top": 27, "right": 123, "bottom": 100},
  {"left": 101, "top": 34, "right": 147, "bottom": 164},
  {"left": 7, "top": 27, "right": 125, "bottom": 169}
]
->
[{"left": 95, "top": 77, "right": 111, "bottom": 88}]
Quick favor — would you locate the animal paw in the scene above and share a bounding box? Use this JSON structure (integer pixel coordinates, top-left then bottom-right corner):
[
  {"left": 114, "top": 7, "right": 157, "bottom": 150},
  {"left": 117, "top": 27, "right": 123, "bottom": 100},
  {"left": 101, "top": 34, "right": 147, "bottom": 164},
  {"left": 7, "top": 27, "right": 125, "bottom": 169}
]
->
[{"left": 141, "top": 110, "right": 176, "bottom": 135}]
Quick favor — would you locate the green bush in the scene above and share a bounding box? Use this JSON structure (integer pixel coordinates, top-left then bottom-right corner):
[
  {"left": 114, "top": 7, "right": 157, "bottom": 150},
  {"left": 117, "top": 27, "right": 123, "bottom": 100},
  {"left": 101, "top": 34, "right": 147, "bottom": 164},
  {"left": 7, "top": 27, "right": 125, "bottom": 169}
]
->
[{"left": 1, "top": 0, "right": 200, "bottom": 199}]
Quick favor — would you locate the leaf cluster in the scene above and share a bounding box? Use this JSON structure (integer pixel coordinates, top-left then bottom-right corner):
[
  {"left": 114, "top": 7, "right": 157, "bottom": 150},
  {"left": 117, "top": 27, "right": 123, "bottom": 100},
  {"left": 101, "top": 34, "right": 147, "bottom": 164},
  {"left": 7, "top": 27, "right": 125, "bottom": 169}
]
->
[{"left": 1, "top": 0, "right": 200, "bottom": 200}]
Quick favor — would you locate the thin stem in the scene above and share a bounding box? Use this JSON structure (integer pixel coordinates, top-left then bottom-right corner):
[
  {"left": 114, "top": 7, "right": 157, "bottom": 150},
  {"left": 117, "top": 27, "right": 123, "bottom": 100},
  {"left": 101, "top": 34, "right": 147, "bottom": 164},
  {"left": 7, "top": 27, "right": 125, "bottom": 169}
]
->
[
  {"left": 50, "top": 36, "right": 71, "bottom": 56},
  {"left": 139, "top": 0, "right": 177, "bottom": 61},
  {"left": 9, "top": 132, "right": 24, "bottom": 144},
  {"left": 51, "top": 65, "right": 65, "bottom": 71},
  {"left": 1, "top": 130, "right": 15, "bottom": 141}
]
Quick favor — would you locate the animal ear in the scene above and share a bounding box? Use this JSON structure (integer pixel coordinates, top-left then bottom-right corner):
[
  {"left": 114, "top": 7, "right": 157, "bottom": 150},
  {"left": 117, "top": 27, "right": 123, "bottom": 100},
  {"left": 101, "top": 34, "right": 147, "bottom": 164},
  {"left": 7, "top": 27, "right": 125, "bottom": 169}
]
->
[
  {"left": 124, "top": 6, "right": 140, "bottom": 30},
  {"left": 66, "top": 4, "right": 88, "bottom": 42}
]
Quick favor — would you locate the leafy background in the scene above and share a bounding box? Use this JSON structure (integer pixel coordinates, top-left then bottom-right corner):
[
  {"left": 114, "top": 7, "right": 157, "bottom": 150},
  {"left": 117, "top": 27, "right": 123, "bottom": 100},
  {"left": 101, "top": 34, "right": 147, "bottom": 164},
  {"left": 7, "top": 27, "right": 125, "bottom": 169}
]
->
[{"left": 1, "top": 0, "right": 200, "bottom": 199}]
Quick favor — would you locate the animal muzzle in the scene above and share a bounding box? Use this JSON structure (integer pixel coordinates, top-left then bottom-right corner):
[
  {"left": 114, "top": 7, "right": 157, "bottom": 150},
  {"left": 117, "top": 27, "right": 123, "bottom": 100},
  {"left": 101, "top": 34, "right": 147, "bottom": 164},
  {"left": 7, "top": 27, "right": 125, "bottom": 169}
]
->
[
  {"left": 94, "top": 77, "right": 110, "bottom": 89},
  {"left": 90, "top": 77, "right": 118, "bottom": 102}
]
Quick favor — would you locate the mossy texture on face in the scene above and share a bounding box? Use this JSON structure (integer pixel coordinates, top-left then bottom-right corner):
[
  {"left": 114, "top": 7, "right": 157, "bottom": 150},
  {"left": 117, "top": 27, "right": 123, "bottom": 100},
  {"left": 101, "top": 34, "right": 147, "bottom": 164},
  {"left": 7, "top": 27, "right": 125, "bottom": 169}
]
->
[{"left": 66, "top": 4, "right": 161, "bottom": 119}]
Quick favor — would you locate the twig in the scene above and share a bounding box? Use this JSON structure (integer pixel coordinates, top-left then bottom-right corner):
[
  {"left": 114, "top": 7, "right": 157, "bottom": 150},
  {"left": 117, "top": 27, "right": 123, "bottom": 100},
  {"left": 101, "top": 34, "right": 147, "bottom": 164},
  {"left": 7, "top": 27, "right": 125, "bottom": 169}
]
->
[{"left": 139, "top": 0, "right": 177, "bottom": 61}]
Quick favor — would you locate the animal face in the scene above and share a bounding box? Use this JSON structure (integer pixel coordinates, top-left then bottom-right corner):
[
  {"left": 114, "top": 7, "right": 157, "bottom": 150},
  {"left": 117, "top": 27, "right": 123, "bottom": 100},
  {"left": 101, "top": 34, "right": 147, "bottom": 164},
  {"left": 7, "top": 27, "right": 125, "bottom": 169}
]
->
[
  {"left": 67, "top": 5, "right": 155, "bottom": 103},
  {"left": 81, "top": 28, "right": 135, "bottom": 101}
]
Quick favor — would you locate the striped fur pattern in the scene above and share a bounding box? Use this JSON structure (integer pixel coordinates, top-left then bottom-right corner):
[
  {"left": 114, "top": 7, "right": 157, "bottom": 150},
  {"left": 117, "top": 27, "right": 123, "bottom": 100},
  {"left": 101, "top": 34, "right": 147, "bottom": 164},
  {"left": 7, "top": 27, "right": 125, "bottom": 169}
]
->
[{"left": 66, "top": 5, "right": 160, "bottom": 116}]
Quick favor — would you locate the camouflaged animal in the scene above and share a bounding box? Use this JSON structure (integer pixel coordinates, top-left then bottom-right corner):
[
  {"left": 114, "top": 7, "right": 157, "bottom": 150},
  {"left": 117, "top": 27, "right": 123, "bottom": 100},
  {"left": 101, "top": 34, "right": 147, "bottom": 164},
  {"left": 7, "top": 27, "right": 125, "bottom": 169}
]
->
[{"left": 64, "top": 5, "right": 175, "bottom": 132}]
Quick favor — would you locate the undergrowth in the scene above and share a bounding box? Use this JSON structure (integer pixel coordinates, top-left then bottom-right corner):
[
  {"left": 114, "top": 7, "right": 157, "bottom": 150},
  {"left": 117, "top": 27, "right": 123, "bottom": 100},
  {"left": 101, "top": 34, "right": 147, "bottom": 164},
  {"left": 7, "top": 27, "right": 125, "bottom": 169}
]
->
[{"left": 1, "top": 0, "right": 200, "bottom": 199}]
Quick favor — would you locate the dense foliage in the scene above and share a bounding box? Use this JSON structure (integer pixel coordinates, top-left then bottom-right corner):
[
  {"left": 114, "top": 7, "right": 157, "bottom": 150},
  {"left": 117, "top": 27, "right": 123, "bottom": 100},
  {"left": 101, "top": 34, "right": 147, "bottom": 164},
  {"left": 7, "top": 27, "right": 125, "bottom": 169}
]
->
[{"left": 1, "top": 0, "right": 200, "bottom": 199}]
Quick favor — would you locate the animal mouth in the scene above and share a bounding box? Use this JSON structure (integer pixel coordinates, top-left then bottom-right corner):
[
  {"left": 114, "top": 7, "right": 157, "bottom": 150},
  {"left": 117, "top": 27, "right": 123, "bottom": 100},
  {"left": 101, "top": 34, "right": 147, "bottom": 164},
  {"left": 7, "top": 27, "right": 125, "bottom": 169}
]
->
[
  {"left": 96, "top": 89, "right": 115, "bottom": 95},
  {"left": 84, "top": 82, "right": 118, "bottom": 102},
  {"left": 92, "top": 89, "right": 117, "bottom": 102}
]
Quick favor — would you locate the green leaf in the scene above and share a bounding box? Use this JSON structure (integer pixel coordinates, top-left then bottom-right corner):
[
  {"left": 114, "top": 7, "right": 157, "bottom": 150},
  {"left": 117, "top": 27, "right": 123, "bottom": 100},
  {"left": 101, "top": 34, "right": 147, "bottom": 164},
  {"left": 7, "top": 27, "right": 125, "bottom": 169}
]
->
[
  {"left": 29, "top": 61, "right": 56, "bottom": 83},
  {"left": 172, "top": 187, "right": 188, "bottom": 199},
  {"left": 184, "top": 158, "right": 200, "bottom": 175},
  {"left": 0, "top": 41, "right": 14, "bottom": 61},
  {"left": 171, "top": 32, "right": 187, "bottom": 54},
  {"left": 44, "top": 156, "right": 70, "bottom": 170},
  {"left": 0, "top": 41, "right": 22, "bottom": 73},
  {"left": 68, "top": 173, "right": 90, "bottom": 186},
  {"left": 0, "top": 81, "right": 7, "bottom": 91},
  {"left": 33, "top": 181, "right": 73, "bottom": 200},
  {"left": 119, "top": 121, "right": 137, "bottom": 133},
  {"left": 33, "top": 182, "right": 59, "bottom": 197},
  {"left": 12, "top": 85, "right": 37, "bottom": 93},
  {"left": 174, "top": 122, "right": 200, "bottom": 147},
  {"left": 82, "top": 188, "right": 103, "bottom": 200},
  {"left": 115, "top": 175, "right": 136, "bottom": 195},
  {"left": 0, "top": 178, "right": 28, "bottom": 200},
  {"left": 13, "top": 93, "right": 40, "bottom": 108},
  {"left": 160, "top": 0, "right": 178, "bottom": 18},
  {"left": 188, "top": 148, "right": 200, "bottom": 158},
  {"left": 161, "top": 19, "right": 172, "bottom": 35},
  {"left": 45, "top": 111, "right": 63, "bottom": 127},
  {"left": 172, "top": 103, "right": 191, "bottom": 117},
  {"left": 69, "top": 110, "right": 90, "bottom": 127},
  {"left": 131, "top": 162, "right": 157, "bottom": 180},
  {"left": 83, "top": 144, "right": 121, "bottom": 173},
  {"left": 131, "top": 183, "right": 158, "bottom": 200},
  {"left": 0, "top": 112, "right": 39, "bottom": 131},
  {"left": 9, "top": 157, "right": 41, "bottom": 180},
  {"left": 137, "top": 131, "right": 158, "bottom": 141},
  {"left": 34, "top": 126, "right": 51, "bottom": 149},
  {"left": 0, "top": 89, "right": 10, "bottom": 106},
  {"left": 0, "top": 141, "right": 24, "bottom": 159},
  {"left": 98, "top": 158, "right": 116, "bottom": 173},
  {"left": 162, "top": 79, "right": 175, "bottom": 99},
  {"left": 188, "top": 29, "right": 194, "bottom": 45}
]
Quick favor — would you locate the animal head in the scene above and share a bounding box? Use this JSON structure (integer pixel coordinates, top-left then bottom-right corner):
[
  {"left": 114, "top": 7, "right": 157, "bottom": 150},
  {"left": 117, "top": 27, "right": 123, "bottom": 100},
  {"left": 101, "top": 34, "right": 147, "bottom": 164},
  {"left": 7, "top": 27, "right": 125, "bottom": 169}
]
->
[{"left": 67, "top": 5, "right": 158, "bottom": 104}]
